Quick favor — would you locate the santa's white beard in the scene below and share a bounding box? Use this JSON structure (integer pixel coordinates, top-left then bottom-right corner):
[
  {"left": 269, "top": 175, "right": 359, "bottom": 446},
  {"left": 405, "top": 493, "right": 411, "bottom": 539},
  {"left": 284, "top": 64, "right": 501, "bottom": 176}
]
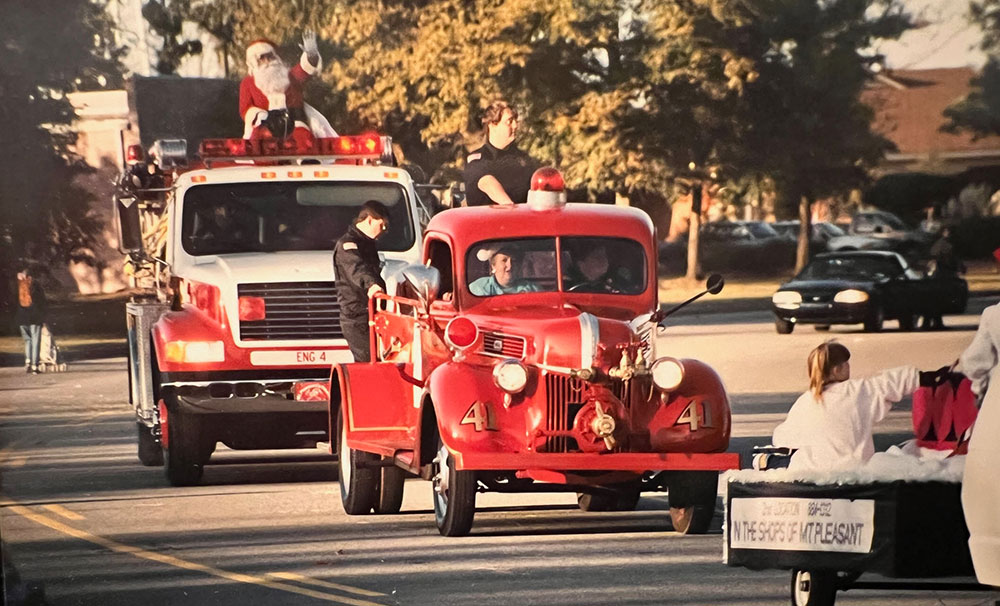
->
[{"left": 254, "top": 62, "right": 290, "bottom": 95}]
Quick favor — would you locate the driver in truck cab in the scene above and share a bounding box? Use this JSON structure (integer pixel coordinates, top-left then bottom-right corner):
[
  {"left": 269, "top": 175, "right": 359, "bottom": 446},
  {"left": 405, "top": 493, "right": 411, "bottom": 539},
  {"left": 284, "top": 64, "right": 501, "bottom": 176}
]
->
[
  {"left": 333, "top": 200, "right": 390, "bottom": 361},
  {"left": 468, "top": 244, "right": 539, "bottom": 296}
]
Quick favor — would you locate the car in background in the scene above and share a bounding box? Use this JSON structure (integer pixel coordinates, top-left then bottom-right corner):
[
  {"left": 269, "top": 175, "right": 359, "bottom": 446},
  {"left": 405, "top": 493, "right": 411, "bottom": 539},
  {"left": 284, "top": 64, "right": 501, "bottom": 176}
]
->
[
  {"left": 826, "top": 210, "right": 934, "bottom": 257},
  {"left": 772, "top": 220, "right": 846, "bottom": 249},
  {"left": 770, "top": 251, "right": 968, "bottom": 334},
  {"left": 701, "top": 220, "right": 781, "bottom": 242}
]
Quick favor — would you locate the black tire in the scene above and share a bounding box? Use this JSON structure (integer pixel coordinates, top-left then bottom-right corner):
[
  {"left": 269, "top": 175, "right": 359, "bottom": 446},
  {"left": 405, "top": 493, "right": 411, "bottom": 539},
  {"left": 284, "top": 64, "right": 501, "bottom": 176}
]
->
[
  {"left": 791, "top": 569, "right": 838, "bottom": 606},
  {"left": 897, "top": 311, "right": 918, "bottom": 332},
  {"left": 337, "top": 407, "right": 379, "bottom": 515},
  {"left": 577, "top": 487, "right": 641, "bottom": 512},
  {"left": 667, "top": 471, "right": 718, "bottom": 534},
  {"left": 863, "top": 305, "right": 884, "bottom": 333},
  {"left": 813, "top": 325, "right": 830, "bottom": 332},
  {"left": 775, "top": 318, "right": 795, "bottom": 334},
  {"left": 432, "top": 432, "right": 476, "bottom": 536},
  {"left": 374, "top": 457, "right": 405, "bottom": 515},
  {"left": 137, "top": 421, "right": 163, "bottom": 466},
  {"left": 163, "top": 402, "right": 204, "bottom": 486}
]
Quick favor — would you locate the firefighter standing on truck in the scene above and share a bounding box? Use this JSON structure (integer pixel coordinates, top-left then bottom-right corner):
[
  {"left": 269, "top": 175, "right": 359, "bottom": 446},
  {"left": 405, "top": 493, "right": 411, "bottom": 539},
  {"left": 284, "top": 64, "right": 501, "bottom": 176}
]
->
[
  {"left": 463, "top": 100, "right": 539, "bottom": 206},
  {"left": 333, "top": 200, "right": 390, "bottom": 362}
]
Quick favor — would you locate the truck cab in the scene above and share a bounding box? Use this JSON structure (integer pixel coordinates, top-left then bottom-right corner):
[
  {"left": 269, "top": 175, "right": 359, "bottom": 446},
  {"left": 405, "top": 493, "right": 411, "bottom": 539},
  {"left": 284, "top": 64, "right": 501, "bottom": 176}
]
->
[
  {"left": 120, "top": 135, "right": 426, "bottom": 485},
  {"left": 333, "top": 170, "right": 739, "bottom": 536}
]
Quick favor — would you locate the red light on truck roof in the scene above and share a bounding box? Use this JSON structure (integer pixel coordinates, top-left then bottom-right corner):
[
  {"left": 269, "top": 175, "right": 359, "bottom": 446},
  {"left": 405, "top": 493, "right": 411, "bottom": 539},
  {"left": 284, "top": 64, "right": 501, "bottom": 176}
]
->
[
  {"left": 126, "top": 144, "right": 144, "bottom": 164},
  {"left": 199, "top": 135, "right": 385, "bottom": 161}
]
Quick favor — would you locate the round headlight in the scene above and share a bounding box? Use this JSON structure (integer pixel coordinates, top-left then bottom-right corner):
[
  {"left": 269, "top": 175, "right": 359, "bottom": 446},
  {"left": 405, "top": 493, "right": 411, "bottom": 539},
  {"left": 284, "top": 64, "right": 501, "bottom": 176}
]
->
[
  {"left": 833, "top": 289, "right": 869, "bottom": 304},
  {"left": 650, "top": 357, "right": 684, "bottom": 391},
  {"left": 772, "top": 291, "right": 802, "bottom": 309},
  {"left": 493, "top": 359, "right": 528, "bottom": 393}
]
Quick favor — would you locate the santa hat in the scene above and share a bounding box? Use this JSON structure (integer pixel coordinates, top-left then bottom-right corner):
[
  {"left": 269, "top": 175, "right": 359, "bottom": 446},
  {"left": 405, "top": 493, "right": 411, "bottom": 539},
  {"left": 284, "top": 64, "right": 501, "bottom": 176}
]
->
[{"left": 246, "top": 39, "right": 278, "bottom": 66}]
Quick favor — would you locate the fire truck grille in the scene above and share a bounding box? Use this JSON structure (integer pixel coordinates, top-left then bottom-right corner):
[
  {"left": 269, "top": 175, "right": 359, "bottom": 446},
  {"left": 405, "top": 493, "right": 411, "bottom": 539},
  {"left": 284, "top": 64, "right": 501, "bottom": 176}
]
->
[
  {"left": 237, "top": 281, "right": 341, "bottom": 341},
  {"left": 480, "top": 331, "right": 526, "bottom": 359},
  {"left": 544, "top": 374, "right": 584, "bottom": 453},
  {"left": 543, "top": 374, "right": 632, "bottom": 453}
]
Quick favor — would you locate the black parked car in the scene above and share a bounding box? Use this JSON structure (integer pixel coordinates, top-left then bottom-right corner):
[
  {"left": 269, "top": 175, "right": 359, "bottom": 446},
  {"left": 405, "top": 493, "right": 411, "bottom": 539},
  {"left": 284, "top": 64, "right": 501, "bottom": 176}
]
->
[{"left": 771, "top": 251, "right": 968, "bottom": 334}]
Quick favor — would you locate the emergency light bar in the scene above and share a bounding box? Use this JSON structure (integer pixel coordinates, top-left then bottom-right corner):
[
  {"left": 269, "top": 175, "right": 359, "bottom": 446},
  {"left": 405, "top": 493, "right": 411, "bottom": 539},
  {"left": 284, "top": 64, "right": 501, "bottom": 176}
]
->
[{"left": 199, "top": 135, "right": 391, "bottom": 163}]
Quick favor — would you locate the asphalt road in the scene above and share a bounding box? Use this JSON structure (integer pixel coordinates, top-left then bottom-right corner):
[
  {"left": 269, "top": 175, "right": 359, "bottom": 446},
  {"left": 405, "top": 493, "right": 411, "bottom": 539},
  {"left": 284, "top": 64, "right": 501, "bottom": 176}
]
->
[{"left": 1, "top": 301, "right": 998, "bottom": 606}]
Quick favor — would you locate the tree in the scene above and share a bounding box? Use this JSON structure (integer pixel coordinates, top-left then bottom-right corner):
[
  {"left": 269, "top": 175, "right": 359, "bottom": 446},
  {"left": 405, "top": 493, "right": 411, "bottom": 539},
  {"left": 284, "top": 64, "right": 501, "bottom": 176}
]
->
[
  {"left": 943, "top": 1, "right": 1000, "bottom": 137},
  {"left": 0, "top": 0, "right": 124, "bottom": 286},
  {"left": 734, "top": 0, "right": 911, "bottom": 271}
]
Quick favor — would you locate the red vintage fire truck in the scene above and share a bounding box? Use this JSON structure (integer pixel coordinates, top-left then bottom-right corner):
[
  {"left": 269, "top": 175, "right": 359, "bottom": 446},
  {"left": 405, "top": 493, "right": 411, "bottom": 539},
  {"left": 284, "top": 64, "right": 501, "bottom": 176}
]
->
[
  {"left": 116, "top": 134, "right": 429, "bottom": 486},
  {"left": 333, "top": 168, "right": 740, "bottom": 536}
]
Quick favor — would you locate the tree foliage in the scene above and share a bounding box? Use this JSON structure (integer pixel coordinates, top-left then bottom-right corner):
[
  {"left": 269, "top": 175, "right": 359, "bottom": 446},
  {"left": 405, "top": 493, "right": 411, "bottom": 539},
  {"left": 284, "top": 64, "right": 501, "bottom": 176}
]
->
[
  {"left": 151, "top": 0, "right": 906, "bottom": 240},
  {"left": 0, "top": 0, "right": 124, "bottom": 273}
]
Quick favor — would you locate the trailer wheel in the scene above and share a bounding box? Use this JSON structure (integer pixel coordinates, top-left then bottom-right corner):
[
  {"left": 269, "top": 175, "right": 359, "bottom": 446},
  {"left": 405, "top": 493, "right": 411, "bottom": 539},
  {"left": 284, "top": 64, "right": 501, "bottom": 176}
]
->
[
  {"left": 667, "top": 471, "right": 718, "bottom": 534},
  {"left": 137, "top": 421, "right": 163, "bottom": 466},
  {"left": 337, "top": 407, "right": 378, "bottom": 515},
  {"left": 163, "top": 403, "right": 204, "bottom": 486},
  {"left": 791, "top": 569, "right": 837, "bottom": 606},
  {"left": 432, "top": 432, "right": 476, "bottom": 536},
  {"left": 577, "top": 487, "right": 640, "bottom": 512},
  {"left": 373, "top": 458, "right": 405, "bottom": 515}
]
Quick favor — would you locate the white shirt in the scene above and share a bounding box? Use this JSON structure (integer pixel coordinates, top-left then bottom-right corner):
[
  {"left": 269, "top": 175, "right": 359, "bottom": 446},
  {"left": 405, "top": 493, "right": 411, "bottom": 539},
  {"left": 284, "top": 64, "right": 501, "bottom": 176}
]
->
[{"left": 772, "top": 366, "right": 919, "bottom": 471}]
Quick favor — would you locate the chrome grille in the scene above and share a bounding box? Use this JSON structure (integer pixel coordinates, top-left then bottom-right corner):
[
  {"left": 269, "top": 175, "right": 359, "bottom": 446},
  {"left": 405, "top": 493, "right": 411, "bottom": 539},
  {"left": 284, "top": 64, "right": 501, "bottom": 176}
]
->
[
  {"left": 543, "top": 374, "right": 632, "bottom": 453},
  {"left": 545, "top": 374, "right": 585, "bottom": 453},
  {"left": 480, "top": 330, "right": 526, "bottom": 358},
  {"left": 238, "top": 281, "right": 341, "bottom": 340}
]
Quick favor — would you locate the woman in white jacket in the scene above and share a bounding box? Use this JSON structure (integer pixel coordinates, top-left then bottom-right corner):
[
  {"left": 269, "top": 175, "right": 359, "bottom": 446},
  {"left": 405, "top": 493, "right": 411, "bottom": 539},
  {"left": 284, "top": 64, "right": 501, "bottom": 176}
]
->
[
  {"left": 772, "top": 340, "right": 919, "bottom": 472},
  {"left": 958, "top": 302, "right": 1000, "bottom": 586}
]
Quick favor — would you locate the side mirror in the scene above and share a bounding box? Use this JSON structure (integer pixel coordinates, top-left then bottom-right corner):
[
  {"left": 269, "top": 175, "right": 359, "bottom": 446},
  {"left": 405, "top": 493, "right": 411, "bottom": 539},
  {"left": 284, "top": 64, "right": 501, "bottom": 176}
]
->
[
  {"left": 706, "top": 273, "right": 724, "bottom": 295},
  {"left": 401, "top": 264, "right": 441, "bottom": 307},
  {"left": 114, "top": 192, "right": 144, "bottom": 254}
]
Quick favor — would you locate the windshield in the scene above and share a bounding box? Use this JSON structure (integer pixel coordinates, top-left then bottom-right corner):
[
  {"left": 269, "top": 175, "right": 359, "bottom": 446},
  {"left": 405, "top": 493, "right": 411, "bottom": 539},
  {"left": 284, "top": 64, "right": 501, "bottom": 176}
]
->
[
  {"left": 181, "top": 182, "right": 414, "bottom": 255},
  {"left": 798, "top": 255, "right": 903, "bottom": 281},
  {"left": 465, "top": 236, "right": 646, "bottom": 296}
]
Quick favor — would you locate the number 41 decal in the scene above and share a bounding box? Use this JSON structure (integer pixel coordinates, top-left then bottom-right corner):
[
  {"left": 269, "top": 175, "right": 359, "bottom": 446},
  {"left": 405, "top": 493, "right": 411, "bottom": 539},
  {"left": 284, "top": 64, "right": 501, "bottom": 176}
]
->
[
  {"left": 674, "top": 398, "right": 713, "bottom": 431},
  {"left": 460, "top": 401, "right": 498, "bottom": 432}
]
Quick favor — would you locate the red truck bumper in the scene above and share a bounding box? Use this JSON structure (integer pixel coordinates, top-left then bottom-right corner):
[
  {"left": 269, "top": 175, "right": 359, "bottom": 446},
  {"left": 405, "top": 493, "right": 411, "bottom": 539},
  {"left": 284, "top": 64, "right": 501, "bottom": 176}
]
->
[{"left": 454, "top": 450, "right": 740, "bottom": 472}]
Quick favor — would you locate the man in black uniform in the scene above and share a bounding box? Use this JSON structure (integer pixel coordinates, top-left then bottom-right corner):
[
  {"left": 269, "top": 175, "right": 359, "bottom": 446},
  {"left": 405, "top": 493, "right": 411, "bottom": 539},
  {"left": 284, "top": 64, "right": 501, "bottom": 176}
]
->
[
  {"left": 463, "top": 101, "right": 539, "bottom": 206},
  {"left": 333, "top": 200, "right": 390, "bottom": 361}
]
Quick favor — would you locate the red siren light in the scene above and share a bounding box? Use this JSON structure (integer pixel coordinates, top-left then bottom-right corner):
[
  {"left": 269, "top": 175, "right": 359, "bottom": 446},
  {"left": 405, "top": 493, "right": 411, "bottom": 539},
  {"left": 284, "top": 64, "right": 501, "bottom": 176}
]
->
[
  {"left": 444, "top": 316, "right": 478, "bottom": 350},
  {"left": 526, "top": 166, "right": 567, "bottom": 209},
  {"left": 126, "top": 144, "right": 145, "bottom": 164},
  {"left": 199, "top": 135, "right": 386, "bottom": 161}
]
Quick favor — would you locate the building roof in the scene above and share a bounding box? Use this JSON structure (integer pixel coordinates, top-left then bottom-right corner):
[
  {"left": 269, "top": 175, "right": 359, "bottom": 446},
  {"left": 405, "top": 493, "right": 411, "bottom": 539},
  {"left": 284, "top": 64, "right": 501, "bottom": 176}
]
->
[{"left": 864, "top": 67, "right": 1000, "bottom": 157}]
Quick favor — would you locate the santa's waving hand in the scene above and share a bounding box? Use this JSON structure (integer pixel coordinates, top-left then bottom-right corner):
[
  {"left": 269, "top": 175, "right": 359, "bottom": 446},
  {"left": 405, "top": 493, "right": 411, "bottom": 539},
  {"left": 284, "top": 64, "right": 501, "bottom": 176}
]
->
[{"left": 239, "top": 30, "right": 336, "bottom": 144}]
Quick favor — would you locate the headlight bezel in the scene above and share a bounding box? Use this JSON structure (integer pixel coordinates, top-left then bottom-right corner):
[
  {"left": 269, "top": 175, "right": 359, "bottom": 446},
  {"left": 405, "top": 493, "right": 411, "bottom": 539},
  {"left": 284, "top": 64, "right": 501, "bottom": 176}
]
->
[
  {"left": 493, "top": 359, "right": 528, "bottom": 393},
  {"left": 772, "top": 290, "right": 803, "bottom": 309},
  {"left": 833, "top": 288, "right": 870, "bottom": 304},
  {"left": 650, "top": 357, "right": 685, "bottom": 391}
]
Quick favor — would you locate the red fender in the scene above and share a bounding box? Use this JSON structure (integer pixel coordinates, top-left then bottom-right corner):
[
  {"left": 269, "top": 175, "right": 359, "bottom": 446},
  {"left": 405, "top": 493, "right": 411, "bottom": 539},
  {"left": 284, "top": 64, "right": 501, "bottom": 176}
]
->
[{"left": 426, "top": 362, "right": 529, "bottom": 461}]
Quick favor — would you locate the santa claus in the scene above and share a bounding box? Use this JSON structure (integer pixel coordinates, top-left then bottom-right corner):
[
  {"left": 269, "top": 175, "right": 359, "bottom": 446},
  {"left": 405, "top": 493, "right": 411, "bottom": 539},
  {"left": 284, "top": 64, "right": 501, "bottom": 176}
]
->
[{"left": 239, "top": 30, "right": 336, "bottom": 147}]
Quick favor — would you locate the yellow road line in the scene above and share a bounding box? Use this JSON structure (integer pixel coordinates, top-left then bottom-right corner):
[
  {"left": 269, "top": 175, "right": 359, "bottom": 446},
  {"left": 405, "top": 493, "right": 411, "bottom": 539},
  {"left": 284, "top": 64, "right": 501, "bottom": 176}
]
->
[
  {"left": 266, "top": 572, "right": 385, "bottom": 597},
  {"left": 6, "top": 504, "right": 386, "bottom": 606},
  {"left": 42, "top": 504, "right": 85, "bottom": 520}
]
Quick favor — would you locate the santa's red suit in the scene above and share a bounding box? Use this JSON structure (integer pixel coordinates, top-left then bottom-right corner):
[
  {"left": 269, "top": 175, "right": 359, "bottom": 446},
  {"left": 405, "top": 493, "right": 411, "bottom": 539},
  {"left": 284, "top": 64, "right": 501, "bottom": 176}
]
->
[{"left": 239, "top": 39, "right": 336, "bottom": 146}]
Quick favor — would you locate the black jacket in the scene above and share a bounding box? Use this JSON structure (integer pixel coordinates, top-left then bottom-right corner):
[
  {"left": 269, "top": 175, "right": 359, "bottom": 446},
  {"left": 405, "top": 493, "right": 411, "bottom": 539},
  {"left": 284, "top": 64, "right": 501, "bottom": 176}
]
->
[
  {"left": 333, "top": 225, "right": 386, "bottom": 319},
  {"left": 463, "top": 141, "right": 538, "bottom": 206}
]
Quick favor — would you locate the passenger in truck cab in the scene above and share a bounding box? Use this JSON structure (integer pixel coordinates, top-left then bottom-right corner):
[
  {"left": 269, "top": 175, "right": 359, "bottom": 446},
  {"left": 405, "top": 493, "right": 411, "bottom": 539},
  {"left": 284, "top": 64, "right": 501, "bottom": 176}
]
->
[{"left": 468, "top": 244, "right": 540, "bottom": 296}]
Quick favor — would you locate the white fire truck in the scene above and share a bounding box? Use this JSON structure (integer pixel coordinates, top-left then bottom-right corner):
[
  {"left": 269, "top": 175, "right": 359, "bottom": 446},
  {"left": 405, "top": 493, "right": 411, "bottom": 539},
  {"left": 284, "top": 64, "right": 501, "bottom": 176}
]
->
[{"left": 116, "top": 135, "right": 427, "bottom": 485}]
